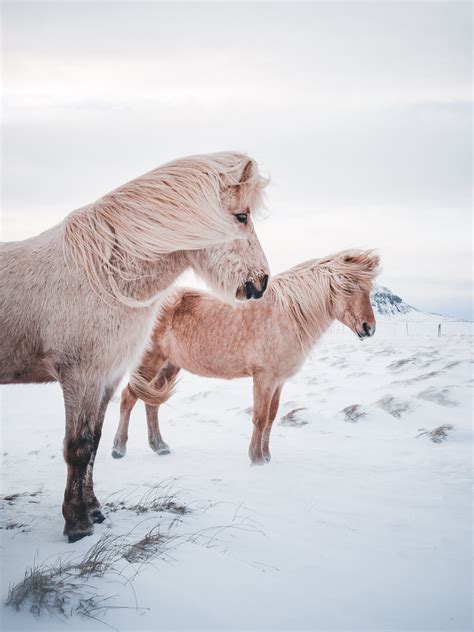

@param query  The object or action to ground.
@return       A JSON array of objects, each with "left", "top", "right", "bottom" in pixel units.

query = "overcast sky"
[{"left": 1, "top": 1, "right": 472, "bottom": 318}]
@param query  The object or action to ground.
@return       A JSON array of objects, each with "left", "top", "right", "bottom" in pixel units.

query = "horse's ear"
[
  {"left": 240, "top": 159, "right": 255, "bottom": 184},
  {"left": 369, "top": 253, "right": 380, "bottom": 271},
  {"left": 343, "top": 251, "right": 380, "bottom": 271},
  {"left": 363, "top": 251, "right": 380, "bottom": 272}
]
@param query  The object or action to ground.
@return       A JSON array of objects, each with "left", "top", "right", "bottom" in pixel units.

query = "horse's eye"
[{"left": 235, "top": 213, "right": 248, "bottom": 224}]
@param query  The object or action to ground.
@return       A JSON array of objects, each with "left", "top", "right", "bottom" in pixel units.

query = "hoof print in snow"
[
  {"left": 417, "top": 387, "right": 458, "bottom": 408},
  {"left": 280, "top": 407, "right": 309, "bottom": 427},
  {"left": 416, "top": 424, "right": 453, "bottom": 443},
  {"left": 377, "top": 395, "right": 412, "bottom": 418},
  {"left": 340, "top": 404, "right": 367, "bottom": 423}
]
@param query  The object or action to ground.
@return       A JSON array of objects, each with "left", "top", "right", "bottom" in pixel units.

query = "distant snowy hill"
[{"left": 371, "top": 285, "right": 456, "bottom": 322}]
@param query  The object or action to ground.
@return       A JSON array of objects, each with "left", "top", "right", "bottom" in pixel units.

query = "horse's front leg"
[
  {"left": 249, "top": 376, "right": 274, "bottom": 466},
  {"left": 85, "top": 382, "right": 118, "bottom": 523},
  {"left": 61, "top": 375, "right": 104, "bottom": 542},
  {"left": 261, "top": 385, "right": 282, "bottom": 463}
]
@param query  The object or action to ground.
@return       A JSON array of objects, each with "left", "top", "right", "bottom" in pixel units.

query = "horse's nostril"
[
  {"left": 362, "top": 322, "right": 375, "bottom": 337},
  {"left": 245, "top": 281, "right": 254, "bottom": 300},
  {"left": 244, "top": 280, "right": 266, "bottom": 300}
]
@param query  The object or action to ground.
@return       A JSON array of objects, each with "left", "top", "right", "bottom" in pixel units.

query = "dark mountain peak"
[{"left": 371, "top": 285, "right": 417, "bottom": 317}]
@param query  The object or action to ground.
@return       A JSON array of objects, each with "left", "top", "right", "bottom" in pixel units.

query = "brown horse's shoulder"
[{"left": 172, "top": 290, "right": 208, "bottom": 318}]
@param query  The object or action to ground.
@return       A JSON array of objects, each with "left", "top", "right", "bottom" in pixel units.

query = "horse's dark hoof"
[
  {"left": 112, "top": 448, "right": 125, "bottom": 459},
  {"left": 64, "top": 516, "right": 94, "bottom": 542},
  {"left": 90, "top": 508, "right": 105, "bottom": 523},
  {"left": 264, "top": 454, "right": 271, "bottom": 463},
  {"left": 151, "top": 443, "right": 171, "bottom": 455},
  {"left": 67, "top": 529, "right": 93, "bottom": 543}
]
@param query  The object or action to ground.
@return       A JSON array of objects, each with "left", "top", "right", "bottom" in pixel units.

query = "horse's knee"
[
  {"left": 252, "top": 415, "right": 266, "bottom": 432},
  {"left": 64, "top": 429, "right": 94, "bottom": 467}
]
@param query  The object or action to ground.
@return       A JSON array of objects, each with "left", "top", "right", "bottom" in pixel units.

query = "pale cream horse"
[
  {"left": 0, "top": 152, "right": 270, "bottom": 541},
  {"left": 113, "top": 250, "right": 379, "bottom": 464}
]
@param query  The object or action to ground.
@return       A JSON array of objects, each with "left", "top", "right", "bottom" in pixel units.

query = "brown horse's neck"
[
  {"left": 270, "top": 269, "right": 336, "bottom": 351},
  {"left": 298, "top": 288, "right": 335, "bottom": 350}
]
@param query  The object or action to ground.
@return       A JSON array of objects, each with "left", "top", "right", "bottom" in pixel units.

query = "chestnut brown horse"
[
  {"left": 0, "top": 152, "right": 270, "bottom": 540},
  {"left": 113, "top": 249, "right": 380, "bottom": 465}
]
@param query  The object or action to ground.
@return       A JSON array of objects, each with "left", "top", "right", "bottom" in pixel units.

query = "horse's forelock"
[{"left": 325, "top": 249, "right": 380, "bottom": 292}]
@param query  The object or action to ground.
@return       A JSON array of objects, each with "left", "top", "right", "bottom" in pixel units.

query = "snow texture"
[{"left": 0, "top": 325, "right": 472, "bottom": 631}]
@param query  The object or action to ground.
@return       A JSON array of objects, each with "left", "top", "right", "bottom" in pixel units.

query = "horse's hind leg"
[
  {"left": 112, "top": 385, "right": 138, "bottom": 459},
  {"left": 261, "top": 385, "right": 282, "bottom": 463},
  {"left": 146, "top": 364, "right": 180, "bottom": 455},
  {"left": 61, "top": 374, "right": 104, "bottom": 542},
  {"left": 146, "top": 404, "right": 169, "bottom": 455}
]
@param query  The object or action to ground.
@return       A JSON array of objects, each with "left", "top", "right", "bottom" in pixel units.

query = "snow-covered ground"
[{"left": 1, "top": 325, "right": 472, "bottom": 631}]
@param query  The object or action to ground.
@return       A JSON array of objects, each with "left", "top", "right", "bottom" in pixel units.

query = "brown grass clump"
[
  {"left": 280, "top": 408, "right": 309, "bottom": 427},
  {"left": 417, "top": 424, "right": 454, "bottom": 443}
]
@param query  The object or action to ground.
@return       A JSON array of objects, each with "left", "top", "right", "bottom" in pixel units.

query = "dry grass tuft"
[
  {"left": 5, "top": 480, "right": 194, "bottom": 621},
  {"left": 377, "top": 395, "right": 411, "bottom": 419},
  {"left": 340, "top": 404, "right": 367, "bottom": 423},
  {"left": 6, "top": 558, "right": 103, "bottom": 619},
  {"left": 123, "top": 526, "right": 167, "bottom": 564},
  {"left": 280, "top": 407, "right": 309, "bottom": 427},
  {"left": 416, "top": 424, "right": 454, "bottom": 443},
  {"left": 3, "top": 490, "right": 42, "bottom": 502},
  {"left": 5, "top": 480, "right": 262, "bottom": 623},
  {"left": 105, "top": 480, "right": 190, "bottom": 517}
]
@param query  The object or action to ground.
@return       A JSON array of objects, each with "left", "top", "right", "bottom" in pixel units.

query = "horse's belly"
[
  {"left": 174, "top": 351, "right": 249, "bottom": 380},
  {"left": 0, "top": 343, "right": 57, "bottom": 384}
]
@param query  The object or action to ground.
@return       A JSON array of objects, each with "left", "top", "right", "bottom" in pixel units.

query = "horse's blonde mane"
[
  {"left": 269, "top": 249, "right": 380, "bottom": 350},
  {"left": 62, "top": 152, "right": 267, "bottom": 304}
]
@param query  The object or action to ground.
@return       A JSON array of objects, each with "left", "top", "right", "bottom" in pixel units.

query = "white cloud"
[{"left": 1, "top": 1, "right": 471, "bottom": 318}]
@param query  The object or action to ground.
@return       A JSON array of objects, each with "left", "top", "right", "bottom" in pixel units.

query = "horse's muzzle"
[
  {"left": 237, "top": 275, "right": 269, "bottom": 300},
  {"left": 357, "top": 322, "right": 376, "bottom": 339}
]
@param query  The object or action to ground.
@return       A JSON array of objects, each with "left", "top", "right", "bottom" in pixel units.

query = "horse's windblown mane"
[
  {"left": 62, "top": 152, "right": 267, "bottom": 303},
  {"left": 269, "top": 249, "right": 380, "bottom": 349}
]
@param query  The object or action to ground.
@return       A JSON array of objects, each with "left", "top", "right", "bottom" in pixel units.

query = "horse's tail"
[{"left": 129, "top": 368, "right": 178, "bottom": 406}]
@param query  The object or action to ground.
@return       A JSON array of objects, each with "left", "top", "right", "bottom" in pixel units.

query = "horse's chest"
[{"left": 100, "top": 311, "right": 158, "bottom": 379}]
